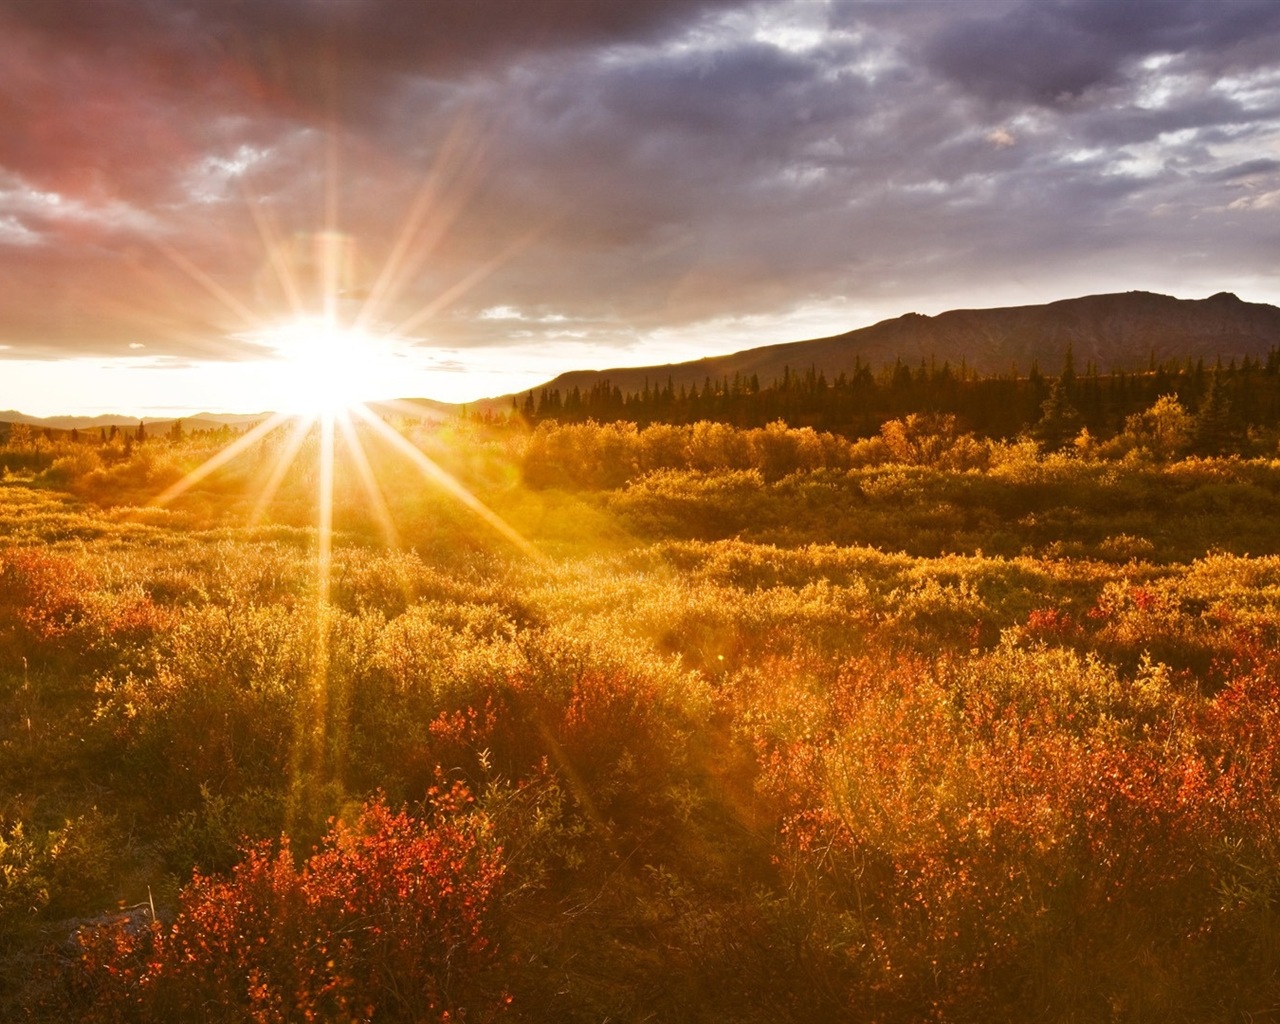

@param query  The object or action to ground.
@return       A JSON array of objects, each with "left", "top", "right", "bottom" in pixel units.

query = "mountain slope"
[{"left": 489, "top": 291, "right": 1280, "bottom": 406}]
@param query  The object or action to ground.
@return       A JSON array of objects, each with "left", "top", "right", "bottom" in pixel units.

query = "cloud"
[
  {"left": 2, "top": 0, "right": 732, "bottom": 138},
  {"left": 917, "top": 0, "right": 1280, "bottom": 107},
  {"left": 1212, "top": 158, "right": 1280, "bottom": 181},
  {"left": 1, "top": 0, "right": 1279, "bottom": 393},
  {"left": 0, "top": 215, "right": 40, "bottom": 247}
]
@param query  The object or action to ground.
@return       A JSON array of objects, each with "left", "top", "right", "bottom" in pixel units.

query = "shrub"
[
  {"left": 0, "top": 548, "right": 96, "bottom": 666},
  {"left": 68, "top": 795, "right": 506, "bottom": 1023},
  {"left": 0, "top": 811, "right": 122, "bottom": 947}
]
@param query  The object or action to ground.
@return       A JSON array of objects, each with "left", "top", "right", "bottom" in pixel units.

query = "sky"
[{"left": 1, "top": 0, "right": 1279, "bottom": 416}]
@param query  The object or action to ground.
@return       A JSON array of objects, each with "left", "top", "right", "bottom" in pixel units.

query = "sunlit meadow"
[{"left": 3, "top": 410, "right": 1280, "bottom": 1021}]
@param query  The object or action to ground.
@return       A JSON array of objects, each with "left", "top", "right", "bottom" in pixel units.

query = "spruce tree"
[
  {"left": 1192, "top": 370, "right": 1234, "bottom": 455},
  {"left": 1034, "top": 379, "right": 1082, "bottom": 450}
]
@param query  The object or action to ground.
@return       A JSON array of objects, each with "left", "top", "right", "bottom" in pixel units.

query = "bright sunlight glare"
[{"left": 252, "top": 316, "right": 409, "bottom": 415}]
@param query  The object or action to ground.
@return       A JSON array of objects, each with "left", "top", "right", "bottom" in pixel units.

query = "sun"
[
  {"left": 148, "top": 127, "right": 547, "bottom": 566},
  {"left": 256, "top": 315, "right": 399, "bottom": 416}
]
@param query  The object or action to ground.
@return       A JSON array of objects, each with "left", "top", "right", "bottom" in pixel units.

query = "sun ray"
[
  {"left": 114, "top": 253, "right": 274, "bottom": 361},
  {"left": 353, "top": 116, "right": 491, "bottom": 334},
  {"left": 116, "top": 107, "right": 564, "bottom": 839},
  {"left": 249, "top": 414, "right": 316, "bottom": 526},
  {"left": 334, "top": 408, "right": 402, "bottom": 551},
  {"left": 349, "top": 403, "right": 544, "bottom": 562},
  {"left": 153, "top": 411, "right": 293, "bottom": 506},
  {"left": 323, "top": 126, "right": 342, "bottom": 323},
  {"left": 153, "top": 239, "right": 264, "bottom": 332},
  {"left": 368, "top": 396, "right": 453, "bottom": 425},
  {"left": 389, "top": 219, "right": 554, "bottom": 338},
  {"left": 243, "top": 194, "right": 307, "bottom": 320},
  {"left": 316, "top": 411, "right": 336, "bottom": 607}
]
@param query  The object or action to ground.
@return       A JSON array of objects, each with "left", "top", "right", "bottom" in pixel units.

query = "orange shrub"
[
  {"left": 754, "top": 647, "right": 1268, "bottom": 1018},
  {"left": 0, "top": 548, "right": 96, "bottom": 664},
  {"left": 69, "top": 795, "right": 506, "bottom": 1024}
]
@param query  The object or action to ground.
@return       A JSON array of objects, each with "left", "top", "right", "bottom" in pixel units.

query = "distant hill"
[
  {"left": 483, "top": 291, "right": 1280, "bottom": 408},
  {"left": 0, "top": 411, "right": 269, "bottom": 431},
  {"left": 363, "top": 397, "right": 457, "bottom": 421},
  {"left": 0, "top": 402, "right": 456, "bottom": 433}
]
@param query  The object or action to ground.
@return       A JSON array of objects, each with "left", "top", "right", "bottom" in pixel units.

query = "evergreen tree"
[
  {"left": 1034, "top": 379, "right": 1082, "bottom": 450},
  {"left": 1060, "top": 345, "right": 1077, "bottom": 398},
  {"left": 1192, "top": 370, "right": 1234, "bottom": 455}
]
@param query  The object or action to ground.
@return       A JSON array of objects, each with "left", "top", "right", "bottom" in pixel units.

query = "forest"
[
  {"left": 4, "top": 377, "right": 1280, "bottom": 1021},
  {"left": 504, "top": 348, "right": 1280, "bottom": 450}
]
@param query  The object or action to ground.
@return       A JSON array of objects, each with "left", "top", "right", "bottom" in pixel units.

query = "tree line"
[{"left": 503, "top": 347, "right": 1280, "bottom": 454}]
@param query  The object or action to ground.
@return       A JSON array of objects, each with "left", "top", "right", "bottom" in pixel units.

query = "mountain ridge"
[{"left": 477, "top": 290, "right": 1280, "bottom": 410}]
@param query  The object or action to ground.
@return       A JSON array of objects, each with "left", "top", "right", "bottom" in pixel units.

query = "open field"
[{"left": 4, "top": 418, "right": 1280, "bottom": 1021}]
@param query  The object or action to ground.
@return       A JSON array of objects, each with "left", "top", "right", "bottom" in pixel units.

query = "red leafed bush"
[
  {"left": 0, "top": 548, "right": 95, "bottom": 660},
  {"left": 69, "top": 794, "right": 506, "bottom": 1024},
  {"left": 1022, "top": 605, "right": 1082, "bottom": 642}
]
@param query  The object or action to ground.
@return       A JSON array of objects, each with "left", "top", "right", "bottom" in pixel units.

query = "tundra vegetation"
[{"left": 4, "top": 396, "right": 1280, "bottom": 1022}]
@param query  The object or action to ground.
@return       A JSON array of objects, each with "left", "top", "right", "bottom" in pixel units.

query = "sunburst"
[
  {"left": 248, "top": 316, "right": 396, "bottom": 417},
  {"left": 151, "top": 126, "right": 540, "bottom": 570},
  {"left": 142, "top": 124, "right": 546, "bottom": 823}
]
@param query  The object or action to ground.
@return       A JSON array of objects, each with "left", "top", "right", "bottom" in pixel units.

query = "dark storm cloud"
[
  {"left": 1212, "top": 159, "right": 1280, "bottom": 182},
  {"left": 426, "top": 40, "right": 872, "bottom": 327},
  {"left": 2, "top": 0, "right": 729, "bottom": 131},
  {"left": 0, "top": 0, "right": 733, "bottom": 209},
  {"left": 918, "top": 0, "right": 1280, "bottom": 106},
  {"left": 4, "top": 0, "right": 727, "bottom": 72},
  {"left": 419, "top": 0, "right": 1280, "bottom": 347},
  {"left": 0, "top": 0, "right": 1278, "bottom": 374},
  {"left": 198, "top": 0, "right": 725, "bottom": 77},
  {"left": 482, "top": 41, "right": 854, "bottom": 231}
]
